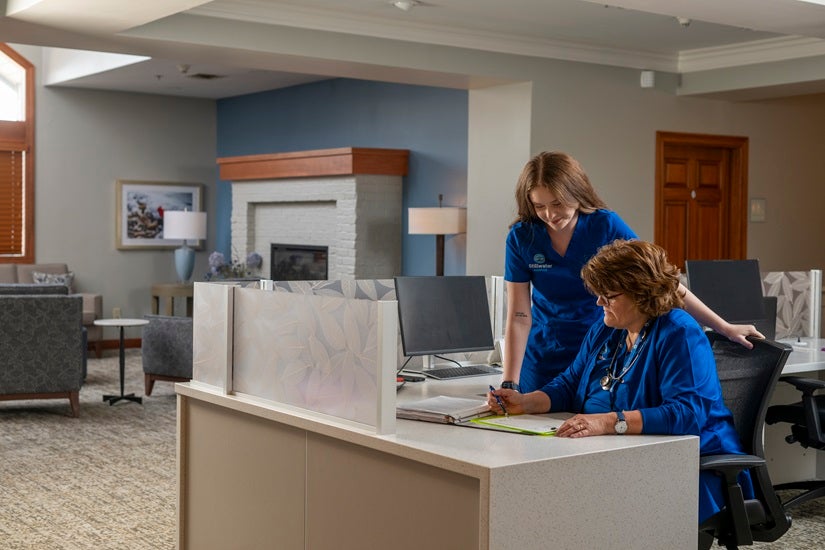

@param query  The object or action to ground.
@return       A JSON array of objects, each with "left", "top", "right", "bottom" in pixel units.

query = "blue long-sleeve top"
[
  {"left": 539, "top": 308, "right": 752, "bottom": 523},
  {"left": 540, "top": 308, "right": 743, "bottom": 455}
]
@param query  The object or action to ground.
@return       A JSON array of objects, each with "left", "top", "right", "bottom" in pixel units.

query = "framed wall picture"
[{"left": 116, "top": 180, "right": 205, "bottom": 250}]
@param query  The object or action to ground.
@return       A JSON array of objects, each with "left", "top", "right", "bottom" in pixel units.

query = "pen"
[{"left": 489, "top": 385, "right": 508, "bottom": 417}]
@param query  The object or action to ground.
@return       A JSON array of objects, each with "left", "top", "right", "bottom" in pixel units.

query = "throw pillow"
[{"left": 32, "top": 271, "right": 75, "bottom": 293}]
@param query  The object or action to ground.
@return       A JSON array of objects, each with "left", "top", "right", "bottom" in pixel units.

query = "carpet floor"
[
  {"left": 0, "top": 350, "right": 176, "bottom": 549},
  {"left": 1, "top": 351, "right": 825, "bottom": 549}
]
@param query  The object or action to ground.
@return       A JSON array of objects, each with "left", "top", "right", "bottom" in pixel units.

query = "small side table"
[
  {"left": 151, "top": 283, "right": 194, "bottom": 316},
  {"left": 94, "top": 318, "right": 149, "bottom": 406}
]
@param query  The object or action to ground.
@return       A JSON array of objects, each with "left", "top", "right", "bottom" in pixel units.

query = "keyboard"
[{"left": 421, "top": 364, "right": 501, "bottom": 380}]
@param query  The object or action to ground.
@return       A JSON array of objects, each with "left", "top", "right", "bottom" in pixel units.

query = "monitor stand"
[{"left": 422, "top": 354, "right": 436, "bottom": 371}]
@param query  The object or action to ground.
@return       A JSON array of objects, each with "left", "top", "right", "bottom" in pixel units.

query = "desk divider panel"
[
  {"left": 193, "top": 280, "right": 398, "bottom": 434},
  {"left": 192, "top": 282, "right": 235, "bottom": 392},
  {"left": 763, "top": 269, "right": 822, "bottom": 338}
]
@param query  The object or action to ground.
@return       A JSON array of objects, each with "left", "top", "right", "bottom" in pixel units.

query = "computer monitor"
[
  {"left": 685, "top": 259, "right": 775, "bottom": 339},
  {"left": 394, "top": 276, "right": 495, "bottom": 356}
]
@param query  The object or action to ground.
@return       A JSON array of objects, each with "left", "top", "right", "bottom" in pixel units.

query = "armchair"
[
  {"left": 141, "top": 314, "right": 193, "bottom": 396},
  {"left": 0, "top": 294, "right": 85, "bottom": 416},
  {"left": 698, "top": 333, "right": 792, "bottom": 550},
  {"left": 0, "top": 263, "right": 104, "bottom": 358},
  {"left": 765, "top": 376, "right": 825, "bottom": 509}
]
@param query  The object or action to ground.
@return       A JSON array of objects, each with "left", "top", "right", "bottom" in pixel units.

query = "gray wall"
[
  {"left": 17, "top": 45, "right": 216, "bottom": 335},
  {"left": 466, "top": 61, "right": 825, "bottom": 275},
  {"left": 130, "top": 15, "right": 825, "bottom": 274},
  {"left": 16, "top": 27, "right": 825, "bottom": 330}
]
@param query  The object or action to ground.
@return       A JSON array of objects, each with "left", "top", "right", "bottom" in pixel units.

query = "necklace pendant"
[{"left": 600, "top": 375, "right": 612, "bottom": 391}]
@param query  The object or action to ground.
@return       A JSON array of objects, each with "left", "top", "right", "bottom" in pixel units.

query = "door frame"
[{"left": 654, "top": 131, "right": 749, "bottom": 260}]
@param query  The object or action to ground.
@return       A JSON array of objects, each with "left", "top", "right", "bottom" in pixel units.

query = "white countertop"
[
  {"left": 778, "top": 337, "right": 825, "bottom": 375},
  {"left": 177, "top": 373, "right": 695, "bottom": 478}
]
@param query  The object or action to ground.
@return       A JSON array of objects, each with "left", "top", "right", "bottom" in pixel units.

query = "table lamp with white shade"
[
  {"left": 163, "top": 210, "right": 207, "bottom": 283},
  {"left": 408, "top": 196, "right": 467, "bottom": 276}
]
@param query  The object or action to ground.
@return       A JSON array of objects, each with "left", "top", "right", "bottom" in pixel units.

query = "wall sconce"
[
  {"left": 163, "top": 210, "right": 207, "bottom": 283},
  {"left": 408, "top": 195, "right": 467, "bottom": 276}
]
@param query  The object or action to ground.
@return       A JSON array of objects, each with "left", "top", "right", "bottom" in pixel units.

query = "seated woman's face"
[{"left": 597, "top": 292, "right": 647, "bottom": 330}]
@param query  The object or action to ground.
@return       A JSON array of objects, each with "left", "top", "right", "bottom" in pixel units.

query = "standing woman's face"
[{"left": 528, "top": 187, "right": 579, "bottom": 233}]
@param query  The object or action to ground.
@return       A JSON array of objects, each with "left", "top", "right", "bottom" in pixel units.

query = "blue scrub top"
[
  {"left": 540, "top": 309, "right": 754, "bottom": 523},
  {"left": 504, "top": 209, "right": 637, "bottom": 391}
]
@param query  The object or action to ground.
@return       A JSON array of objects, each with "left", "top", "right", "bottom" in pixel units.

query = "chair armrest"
[
  {"left": 77, "top": 292, "right": 102, "bottom": 317},
  {"left": 700, "top": 453, "right": 765, "bottom": 546},
  {"left": 779, "top": 376, "right": 825, "bottom": 447},
  {"left": 700, "top": 453, "right": 765, "bottom": 473},
  {"left": 780, "top": 376, "right": 825, "bottom": 396}
]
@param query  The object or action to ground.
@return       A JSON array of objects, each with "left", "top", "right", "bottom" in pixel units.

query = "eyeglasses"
[{"left": 598, "top": 293, "right": 622, "bottom": 303}]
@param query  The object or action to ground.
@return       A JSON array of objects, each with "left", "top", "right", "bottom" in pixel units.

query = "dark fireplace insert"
[{"left": 270, "top": 243, "right": 328, "bottom": 281}]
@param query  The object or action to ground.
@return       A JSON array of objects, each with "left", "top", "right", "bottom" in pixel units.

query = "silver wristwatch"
[{"left": 614, "top": 410, "right": 628, "bottom": 435}]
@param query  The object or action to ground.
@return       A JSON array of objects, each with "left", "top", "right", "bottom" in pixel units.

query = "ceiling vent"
[{"left": 187, "top": 73, "right": 225, "bottom": 80}]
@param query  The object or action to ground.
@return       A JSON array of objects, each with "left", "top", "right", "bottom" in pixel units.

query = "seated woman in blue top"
[
  {"left": 502, "top": 151, "right": 762, "bottom": 393},
  {"left": 490, "top": 239, "right": 753, "bottom": 524}
]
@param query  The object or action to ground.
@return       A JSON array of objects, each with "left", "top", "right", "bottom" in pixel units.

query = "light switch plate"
[{"left": 749, "top": 198, "right": 766, "bottom": 222}]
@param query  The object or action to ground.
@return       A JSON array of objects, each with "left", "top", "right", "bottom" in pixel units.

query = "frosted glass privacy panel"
[
  {"left": 232, "top": 287, "right": 395, "bottom": 429},
  {"left": 271, "top": 278, "right": 395, "bottom": 300},
  {"left": 192, "top": 282, "right": 234, "bottom": 391}
]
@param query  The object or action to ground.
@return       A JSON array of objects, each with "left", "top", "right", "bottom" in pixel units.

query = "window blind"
[{"left": 0, "top": 147, "right": 24, "bottom": 256}]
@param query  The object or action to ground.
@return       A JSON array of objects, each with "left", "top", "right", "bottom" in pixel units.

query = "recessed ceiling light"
[{"left": 391, "top": 1, "right": 419, "bottom": 11}]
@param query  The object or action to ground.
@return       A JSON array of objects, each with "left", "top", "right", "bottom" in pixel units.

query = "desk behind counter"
[
  {"left": 176, "top": 375, "right": 697, "bottom": 550},
  {"left": 765, "top": 337, "right": 825, "bottom": 485}
]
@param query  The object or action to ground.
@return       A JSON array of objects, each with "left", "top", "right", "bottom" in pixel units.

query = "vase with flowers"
[{"left": 205, "top": 251, "right": 263, "bottom": 280}]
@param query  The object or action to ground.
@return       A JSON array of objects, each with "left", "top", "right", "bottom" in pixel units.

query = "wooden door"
[{"left": 655, "top": 132, "right": 748, "bottom": 269}]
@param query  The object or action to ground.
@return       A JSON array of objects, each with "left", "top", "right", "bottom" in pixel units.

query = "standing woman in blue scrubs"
[{"left": 501, "top": 152, "right": 762, "bottom": 393}]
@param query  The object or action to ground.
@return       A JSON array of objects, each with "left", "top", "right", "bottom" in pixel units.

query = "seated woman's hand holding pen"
[
  {"left": 489, "top": 387, "right": 623, "bottom": 438},
  {"left": 487, "top": 387, "right": 549, "bottom": 417}
]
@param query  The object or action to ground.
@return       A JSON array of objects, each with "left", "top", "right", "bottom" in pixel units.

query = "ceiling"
[{"left": 4, "top": 0, "right": 825, "bottom": 99}]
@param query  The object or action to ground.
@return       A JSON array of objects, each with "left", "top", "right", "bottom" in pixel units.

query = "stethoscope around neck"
[{"left": 599, "top": 319, "right": 654, "bottom": 409}]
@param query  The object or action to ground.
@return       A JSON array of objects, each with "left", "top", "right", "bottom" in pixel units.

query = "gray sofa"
[
  {"left": 0, "top": 263, "right": 103, "bottom": 357},
  {"left": 0, "top": 288, "right": 86, "bottom": 416},
  {"left": 142, "top": 314, "right": 193, "bottom": 396}
]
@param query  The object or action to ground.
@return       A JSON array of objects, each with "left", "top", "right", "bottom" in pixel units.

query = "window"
[{"left": 0, "top": 44, "right": 33, "bottom": 263}]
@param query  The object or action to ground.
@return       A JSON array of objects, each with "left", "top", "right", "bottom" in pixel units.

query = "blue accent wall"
[{"left": 215, "top": 78, "right": 468, "bottom": 275}]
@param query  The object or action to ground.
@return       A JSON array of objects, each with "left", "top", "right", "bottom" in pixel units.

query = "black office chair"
[
  {"left": 698, "top": 333, "right": 793, "bottom": 550},
  {"left": 765, "top": 375, "right": 825, "bottom": 509}
]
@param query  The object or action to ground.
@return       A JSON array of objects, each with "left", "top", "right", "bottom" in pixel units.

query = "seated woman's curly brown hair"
[{"left": 581, "top": 239, "right": 684, "bottom": 318}]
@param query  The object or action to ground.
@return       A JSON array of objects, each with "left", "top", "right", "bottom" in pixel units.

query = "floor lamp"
[
  {"left": 408, "top": 200, "right": 467, "bottom": 276},
  {"left": 163, "top": 210, "right": 207, "bottom": 283}
]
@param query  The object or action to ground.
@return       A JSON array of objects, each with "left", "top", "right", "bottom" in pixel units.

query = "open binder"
[{"left": 396, "top": 396, "right": 492, "bottom": 424}]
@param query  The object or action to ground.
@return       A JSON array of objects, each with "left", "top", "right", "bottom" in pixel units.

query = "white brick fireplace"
[{"left": 219, "top": 148, "right": 409, "bottom": 280}]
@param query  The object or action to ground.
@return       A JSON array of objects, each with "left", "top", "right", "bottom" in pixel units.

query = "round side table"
[{"left": 94, "top": 318, "right": 150, "bottom": 405}]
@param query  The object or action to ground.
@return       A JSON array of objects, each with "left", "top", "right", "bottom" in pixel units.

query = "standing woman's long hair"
[{"left": 512, "top": 151, "right": 608, "bottom": 227}]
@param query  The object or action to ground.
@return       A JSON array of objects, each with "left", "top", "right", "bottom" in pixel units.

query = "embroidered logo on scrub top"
[
  {"left": 529, "top": 253, "right": 551, "bottom": 270},
  {"left": 597, "top": 342, "right": 611, "bottom": 361}
]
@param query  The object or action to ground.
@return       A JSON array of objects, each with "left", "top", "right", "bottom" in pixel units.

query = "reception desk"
[
  {"left": 176, "top": 374, "right": 698, "bottom": 550},
  {"left": 179, "top": 281, "right": 698, "bottom": 549}
]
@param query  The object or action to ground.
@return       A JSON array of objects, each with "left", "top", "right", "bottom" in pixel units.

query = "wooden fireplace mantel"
[{"left": 217, "top": 147, "right": 409, "bottom": 181}]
